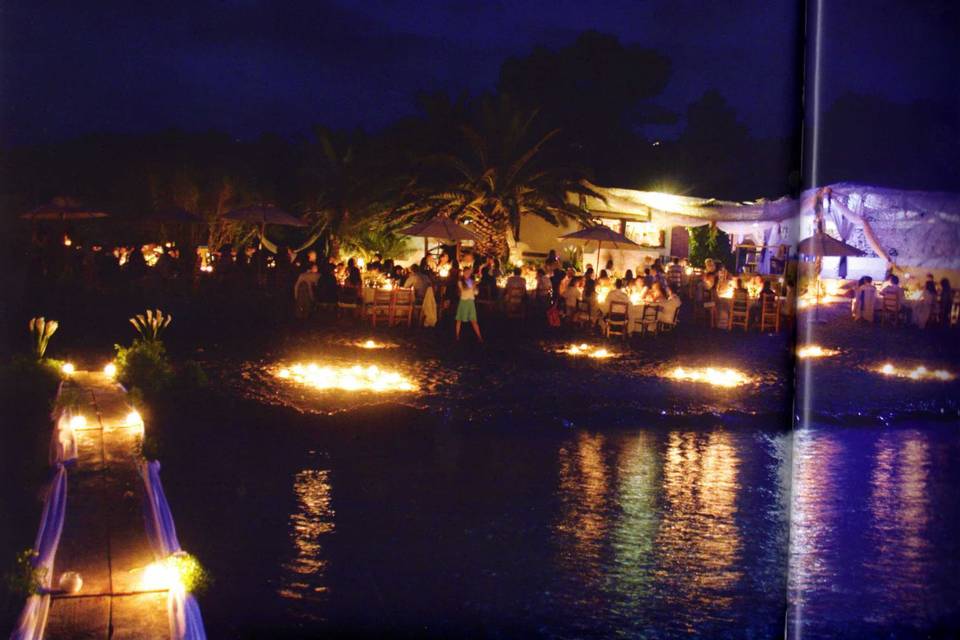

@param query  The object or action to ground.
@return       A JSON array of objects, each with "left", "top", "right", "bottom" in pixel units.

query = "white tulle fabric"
[
  {"left": 10, "top": 465, "right": 68, "bottom": 640},
  {"left": 138, "top": 461, "right": 207, "bottom": 640}
]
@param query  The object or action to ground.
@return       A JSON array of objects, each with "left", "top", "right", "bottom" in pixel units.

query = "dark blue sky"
[{"left": 1, "top": 0, "right": 956, "bottom": 146}]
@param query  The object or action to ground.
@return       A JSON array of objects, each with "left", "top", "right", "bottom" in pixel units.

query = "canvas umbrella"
[
  {"left": 223, "top": 204, "right": 307, "bottom": 247},
  {"left": 797, "top": 230, "right": 865, "bottom": 320},
  {"left": 21, "top": 197, "right": 109, "bottom": 221},
  {"left": 559, "top": 224, "right": 640, "bottom": 269},
  {"left": 401, "top": 216, "right": 479, "bottom": 257}
]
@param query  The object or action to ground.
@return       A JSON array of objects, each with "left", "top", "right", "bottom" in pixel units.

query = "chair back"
[
  {"left": 394, "top": 287, "right": 414, "bottom": 307},
  {"left": 374, "top": 288, "right": 394, "bottom": 305},
  {"left": 641, "top": 304, "right": 659, "bottom": 323},
  {"left": 882, "top": 292, "right": 899, "bottom": 312},
  {"left": 608, "top": 301, "right": 628, "bottom": 321},
  {"left": 761, "top": 292, "right": 777, "bottom": 314},
  {"left": 732, "top": 289, "right": 749, "bottom": 312},
  {"left": 667, "top": 270, "right": 683, "bottom": 291}
]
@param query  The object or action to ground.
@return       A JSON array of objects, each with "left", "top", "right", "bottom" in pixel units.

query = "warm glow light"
[
  {"left": 559, "top": 343, "right": 615, "bottom": 359},
  {"left": 596, "top": 286, "right": 610, "bottom": 303},
  {"left": 797, "top": 345, "right": 839, "bottom": 359},
  {"left": 356, "top": 339, "right": 394, "bottom": 350},
  {"left": 63, "top": 237, "right": 72, "bottom": 247},
  {"left": 140, "top": 559, "right": 184, "bottom": 592},
  {"left": 666, "top": 366, "right": 751, "bottom": 388},
  {"left": 103, "top": 363, "right": 117, "bottom": 377},
  {"left": 125, "top": 410, "right": 144, "bottom": 432},
  {"left": 61, "top": 362, "right": 75, "bottom": 375},
  {"left": 875, "top": 363, "right": 955, "bottom": 382},
  {"left": 277, "top": 362, "right": 416, "bottom": 392},
  {"left": 69, "top": 415, "right": 87, "bottom": 430},
  {"left": 438, "top": 264, "right": 451, "bottom": 278}
]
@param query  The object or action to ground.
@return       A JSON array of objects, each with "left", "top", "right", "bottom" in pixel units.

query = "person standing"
[{"left": 455, "top": 267, "right": 483, "bottom": 343}]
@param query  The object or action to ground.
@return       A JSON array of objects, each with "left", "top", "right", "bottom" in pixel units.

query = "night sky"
[{"left": 1, "top": 1, "right": 957, "bottom": 188}]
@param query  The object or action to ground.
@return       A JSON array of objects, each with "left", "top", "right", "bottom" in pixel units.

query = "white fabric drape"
[
  {"left": 421, "top": 287, "right": 438, "bottom": 327},
  {"left": 10, "top": 465, "right": 68, "bottom": 640},
  {"left": 138, "top": 461, "right": 207, "bottom": 640},
  {"left": 49, "top": 412, "right": 78, "bottom": 466}
]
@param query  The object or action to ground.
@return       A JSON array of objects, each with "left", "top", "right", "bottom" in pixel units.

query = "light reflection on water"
[
  {"left": 278, "top": 469, "right": 335, "bottom": 613},
  {"left": 197, "top": 421, "right": 958, "bottom": 637},
  {"left": 276, "top": 427, "right": 786, "bottom": 637},
  {"left": 789, "top": 426, "right": 960, "bottom": 638}
]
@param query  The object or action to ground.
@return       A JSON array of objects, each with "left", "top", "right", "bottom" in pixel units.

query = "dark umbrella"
[
  {"left": 797, "top": 231, "right": 865, "bottom": 320},
  {"left": 797, "top": 232, "right": 866, "bottom": 258},
  {"left": 21, "top": 197, "right": 109, "bottom": 221},
  {"left": 223, "top": 204, "right": 307, "bottom": 248},
  {"left": 559, "top": 224, "right": 640, "bottom": 268},
  {"left": 401, "top": 217, "right": 479, "bottom": 256}
]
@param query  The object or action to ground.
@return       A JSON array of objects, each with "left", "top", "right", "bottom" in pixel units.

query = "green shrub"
[
  {"left": 114, "top": 340, "right": 173, "bottom": 398},
  {"left": 688, "top": 225, "right": 733, "bottom": 270},
  {"left": 3, "top": 549, "right": 46, "bottom": 598},
  {"left": 0, "top": 356, "right": 62, "bottom": 410}
]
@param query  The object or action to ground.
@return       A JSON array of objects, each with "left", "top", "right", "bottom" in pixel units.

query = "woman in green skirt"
[{"left": 455, "top": 267, "right": 483, "bottom": 342}]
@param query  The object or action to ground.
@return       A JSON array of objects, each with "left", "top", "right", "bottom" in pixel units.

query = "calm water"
[{"left": 159, "top": 403, "right": 959, "bottom": 638}]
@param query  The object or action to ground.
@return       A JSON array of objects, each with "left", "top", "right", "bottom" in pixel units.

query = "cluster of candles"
[
  {"left": 876, "top": 363, "right": 955, "bottom": 382},
  {"left": 560, "top": 343, "right": 614, "bottom": 358},
  {"left": 276, "top": 362, "right": 416, "bottom": 392},
  {"left": 796, "top": 345, "right": 840, "bottom": 359},
  {"left": 357, "top": 339, "right": 391, "bottom": 349},
  {"left": 666, "top": 366, "right": 751, "bottom": 388}
]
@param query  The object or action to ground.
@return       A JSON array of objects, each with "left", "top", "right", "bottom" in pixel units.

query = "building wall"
[{"left": 513, "top": 211, "right": 674, "bottom": 271}]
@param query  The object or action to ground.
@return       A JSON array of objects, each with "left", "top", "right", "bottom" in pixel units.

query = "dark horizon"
[{"left": 1, "top": 1, "right": 958, "bottom": 193}]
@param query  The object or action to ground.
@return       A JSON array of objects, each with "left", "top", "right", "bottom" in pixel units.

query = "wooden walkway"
[{"left": 43, "top": 371, "right": 169, "bottom": 639}]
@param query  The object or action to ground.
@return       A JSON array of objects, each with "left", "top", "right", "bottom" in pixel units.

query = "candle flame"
[{"left": 277, "top": 362, "right": 415, "bottom": 392}]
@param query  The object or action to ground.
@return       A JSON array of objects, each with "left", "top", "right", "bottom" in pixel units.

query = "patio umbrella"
[
  {"left": 559, "top": 224, "right": 640, "bottom": 269},
  {"left": 223, "top": 204, "right": 307, "bottom": 248},
  {"left": 797, "top": 231, "right": 865, "bottom": 321},
  {"left": 797, "top": 231, "right": 866, "bottom": 258},
  {"left": 21, "top": 197, "right": 109, "bottom": 221},
  {"left": 401, "top": 216, "right": 479, "bottom": 256}
]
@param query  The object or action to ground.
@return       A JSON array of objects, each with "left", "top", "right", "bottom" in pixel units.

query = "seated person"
[
  {"left": 852, "top": 276, "right": 877, "bottom": 322},
  {"left": 403, "top": 264, "right": 431, "bottom": 301},
  {"left": 562, "top": 276, "right": 583, "bottom": 311},
  {"left": 505, "top": 267, "right": 527, "bottom": 294},
  {"left": 606, "top": 278, "right": 631, "bottom": 306},
  {"left": 880, "top": 274, "right": 906, "bottom": 305},
  {"left": 658, "top": 286, "right": 682, "bottom": 325}
]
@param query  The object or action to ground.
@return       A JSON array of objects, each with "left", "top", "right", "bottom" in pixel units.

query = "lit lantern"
[
  {"left": 58, "top": 571, "right": 83, "bottom": 594},
  {"left": 61, "top": 362, "right": 75, "bottom": 375},
  {"left": 103, "top": 362, "right": 117, "bottom": 377}
]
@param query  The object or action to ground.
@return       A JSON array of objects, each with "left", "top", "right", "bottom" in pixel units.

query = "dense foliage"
[{"left": 687, "top": 225, "right": 734, "bottom": 270}]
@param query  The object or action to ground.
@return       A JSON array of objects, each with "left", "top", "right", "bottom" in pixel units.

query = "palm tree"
[
  {"left": 299, "top": 128, "right": 411, "bottom": 258},
  {"left": 410, "top": 95, "right": 601, "bottom": 258}
]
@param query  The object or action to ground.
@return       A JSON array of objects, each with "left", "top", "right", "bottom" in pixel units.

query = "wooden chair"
[
  {"left": 729, "top": 289, "right": 750, "bottom": 331},
  {"left": 336, "top": 285, "right": 361, "bottom": 318},
  {"left": 879, "top": 293, "right": 900, "bottom": 326},
  {"left": 700, "top": 289, "right": 717, "bottom": 328},
  {"left": 759, "top": 292, "right": 780, "bottom": 333},
  {"left": 504, "top": 287, "right": 525, "bottom": 320},
  {"left": 365, "top": 288, "right": 394, "bottom": 326},
  {"left": 658, "top": 305, "right": 681, "bottom": 333},
  {"left": 604, "top": 301, "right": 628, "bottom": 338},
  {"left": 633, "top": 304, "right": 659, "bottom": 337},
  {"left": 571, "top": 298, "right": 591, "bottom": 328},
  {"left": 391, "top": 287, "right": 415, "bottom": 327},
  {"left": 667, "top": 269, "right": 683, "bottom": 295}
]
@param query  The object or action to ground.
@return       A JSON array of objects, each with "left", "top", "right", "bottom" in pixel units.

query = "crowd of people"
[
  {"left": 851, "top": 273, "right": 955, "bottom": 328},
  {"left": 24, "top": 228, "right": 957, "bottom": 338}
]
